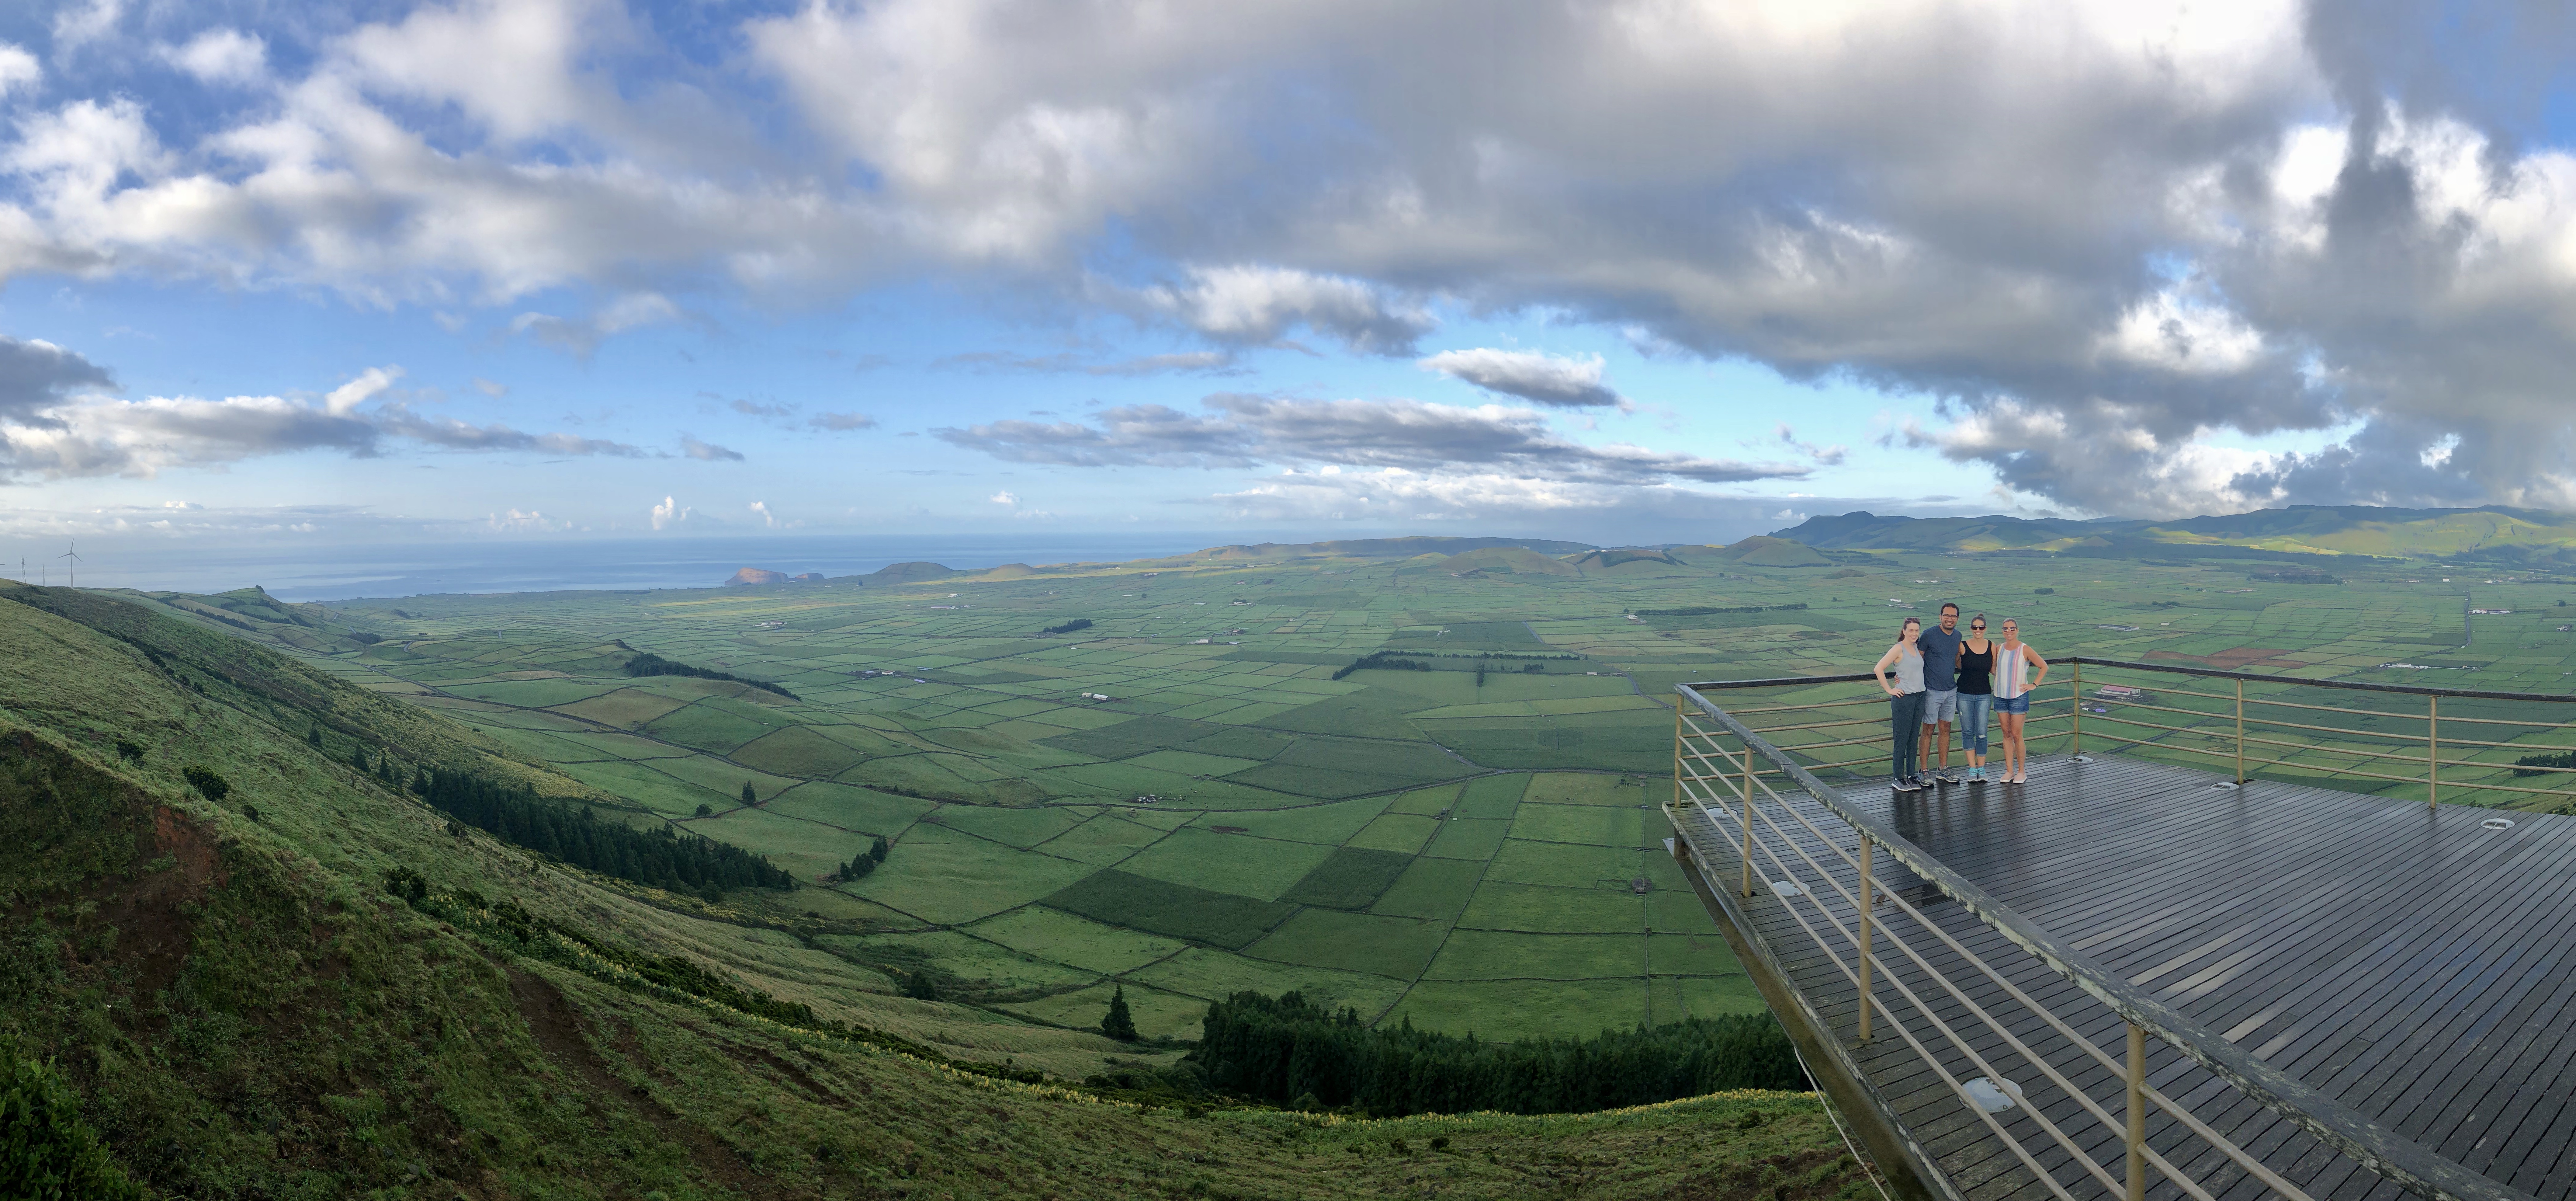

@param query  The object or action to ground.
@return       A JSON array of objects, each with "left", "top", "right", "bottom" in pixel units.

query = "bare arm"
[
  {"left": 1873, "top": 644, "right": 1902, "bottom": 694},
  {"left": 2023, "top": 644, "right": 2049, "bottom": 689}
]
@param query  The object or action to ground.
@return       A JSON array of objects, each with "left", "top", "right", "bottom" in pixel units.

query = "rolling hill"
[
  {"left": 0, "top": 580, "right": 1853, "bottom": 1199},
  {"left": 1775, "top": 503, "right": 2576, "bottom": 562}
]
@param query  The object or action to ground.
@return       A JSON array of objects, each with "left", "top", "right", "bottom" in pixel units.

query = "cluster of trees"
[
  {"left": 1187, "top": 991, "right": 1801, "bottom": 1116},
  {"left": 415, "top": 766, "right": 792, "bottom": 897},
  {"left": 2513, "top": 748, "right": 2576, "bottom": 778},
  {"left": 1330, "top": 652, "right": 1433, "bottom": 681},
  {"left": 1043, "top": 618, "right": 1094, "bottom": 635},
  {"left": 831, "top": 836, "right": 892, "bottom": 882},
  {"left": 1633, "top": 603, "right": 1810, "bottom": 617},
  {"left": 624, "top": 652, "right": 800, "bottom": 700},
  {"left": 1472, "top": 660, "right": 1551, "bottom": 684}
]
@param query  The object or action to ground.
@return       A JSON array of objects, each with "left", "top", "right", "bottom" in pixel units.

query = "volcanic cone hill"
[{"left": 0, "top": 581, "right": 1857, "bottom": 1200}]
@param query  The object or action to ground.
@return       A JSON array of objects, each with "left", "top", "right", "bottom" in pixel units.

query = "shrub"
[
  {"left": 181, "top": 764, "right": 231, "bottom": 803},
  {"left": 695, "top": 803, "right": 714, "bottom": 817},
  {"left": 2034, "top": 587, "right": 2055, "bottom": 594},
  {"left": 1043, "top": 618, "right": 1094, "bottom": 635},
  {"left": 111, "top": 739, "right": 142, "bottom": 763},
  {"left": 0, "top": 1051, "right": 147, "bottom": 1200},
  {"left": 383, "top": 866, "right": 429, "bottom": 905},
  {"left": 740, "top": 782, "right": 757, "bottom": 806},
  {"left": 902, "top": 971, "right": 940, "bottom": 1001}
]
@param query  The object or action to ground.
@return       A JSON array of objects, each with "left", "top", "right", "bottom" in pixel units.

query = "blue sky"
[{"left": 1, "top": 0, "right": 2571, "bottom": 564}]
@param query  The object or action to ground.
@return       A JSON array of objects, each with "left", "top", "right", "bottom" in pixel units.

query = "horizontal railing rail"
[{"left": 1671, "top": 679, "right": 2540, "bottom": 1201}]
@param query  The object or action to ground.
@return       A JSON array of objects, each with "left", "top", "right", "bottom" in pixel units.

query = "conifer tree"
[
  {"left": 870, "top": 834, "right": 891, "bottom": 862},
  {"left": 740, "top": 782, "right": 757, "bottom": 806},
  {"left": 351, "top": 746, "right": 369, "bottom": 773},
  {"left": 1101, "top": 984, "right": 1139, "bottom": 1042},
  {"left": 307, "top": 726, "right": 323, "bottom": 749}
]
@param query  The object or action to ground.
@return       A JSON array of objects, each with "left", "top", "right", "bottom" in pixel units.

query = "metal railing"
[
  {"left": 1689, "top": 658, "right": 2576, "bottom": 812},
  {"left": 1668, "top": 674, "right": 2548, "bottom": 1201}
]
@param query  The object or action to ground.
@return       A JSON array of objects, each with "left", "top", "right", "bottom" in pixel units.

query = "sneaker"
[
  {"left": 1892, "top": 776, "right": 1918, "bottom": 792},
  {"left": 1936, "top": 768, "right": 1960, "bottom": 785},
  {"left": 1968, "top": 767, "right": 1986, "bottom": 784}
]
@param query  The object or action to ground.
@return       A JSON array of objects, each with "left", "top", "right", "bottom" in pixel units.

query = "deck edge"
[{"left": 1671, "top": 827, "right": 1963, "bottom": 1201}]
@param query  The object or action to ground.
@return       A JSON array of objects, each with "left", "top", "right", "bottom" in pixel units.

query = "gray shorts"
[{"left": 1923, "top": 689, "right": 1961, "bottom": 724}]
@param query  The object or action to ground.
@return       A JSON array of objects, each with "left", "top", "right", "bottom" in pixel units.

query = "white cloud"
[
  {"left": 510, "top": 293, "right": 681, "bottom": 357},
  {"left": 1132, "top": 265, "right": 1432, "bottom": 354},
  {"left": 487, "top": 507, "right": 569, "bottom": 532},
  {"left": 1775, "top": 423, "right": 1847, "bottom": 467},
  {"left": 679, "top": 434, "right": 743, "bottom": 461},
  {"left": 0, "top": 43, "right": 40, "bottom": 99},
  {"left": 7, "top": 0, "right": 2576, "bottom": 513},
  {"left": 0, "top": 339, "right": 638, "bottom": 480},
  {"left": 160, "top": 29, "right": 267, "bottom": 86},
  {"left": 324, "top": 365, "right": 401, "bottom": 416},
  {"left": 989, "top": 490, "right": 1018, "bottom": 505},
  {"left": 2099, "top": 288, "right": 2265, "bottom": 375},
  {"left": 749, "top": 499, "right": 778, "bottom": 527},
  {"left": 50, "top": 0, "right": 123, "bottom": 55},
  {"left": 937, "top": 392, "right": 1808, "bottom": 485},
  {"left": 649, "top": 495, "right": 688, "bottom": 529},
  {"left": 1419, "top": 348, "right": 1621, "bottom": 408}
]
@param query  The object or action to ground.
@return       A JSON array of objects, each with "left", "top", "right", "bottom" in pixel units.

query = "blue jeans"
[
  {"left": 1959, "top": 694, "right": 1992, "bottom": 756},
  {"left": 1890, "top": 691, "right": 1924, "bottom": 779}
]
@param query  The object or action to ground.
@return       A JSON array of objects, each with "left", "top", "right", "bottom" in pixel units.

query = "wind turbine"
[{"left": 58, "top": 540, "right": 80, "bottom": 590}]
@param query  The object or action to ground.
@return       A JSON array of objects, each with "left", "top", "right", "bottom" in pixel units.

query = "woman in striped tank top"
[{"left": 1992, "top": 617, "right": 2050, "bottom": 784}]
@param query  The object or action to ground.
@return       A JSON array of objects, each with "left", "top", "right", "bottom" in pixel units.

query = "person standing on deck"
[
  {"left": 1873, "top": 617, "right": 1928, "bottom": 792},
  {"left": 1916, "top": 602, "right": 1966, "bottom": 784},
  {"left": 1955, "top": 615, "right": 1996, "bottom": 784},
  {"left": 1993, "top": 617, "right": 2050, "bottom": 784}
]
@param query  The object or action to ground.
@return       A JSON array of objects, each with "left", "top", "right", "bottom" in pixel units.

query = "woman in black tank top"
[{"left": 1955, "top": 616, "right": 1995, "bottom": 783}]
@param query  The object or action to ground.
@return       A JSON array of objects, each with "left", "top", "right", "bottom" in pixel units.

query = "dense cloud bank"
[{"left": 1, "top": 1, "right": 2572, "bottom": 514}]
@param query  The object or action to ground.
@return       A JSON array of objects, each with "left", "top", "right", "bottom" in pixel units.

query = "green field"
[{"left": 171, "top": 531, "right": 2576, "bottom": 1044}]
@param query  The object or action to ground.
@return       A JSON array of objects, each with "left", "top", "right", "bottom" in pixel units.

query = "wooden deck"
[{"left": 1671, "top": 751, "right": 2576, "bottom": 1201}]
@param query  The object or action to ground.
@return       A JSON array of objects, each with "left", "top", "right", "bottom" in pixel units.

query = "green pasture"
[{"left": 288, "top": 536, "right": 2576, "bottom": 1045}]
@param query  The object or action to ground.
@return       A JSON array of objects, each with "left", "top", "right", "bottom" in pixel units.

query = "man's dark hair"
[{"left": 1940, "top": 602, "right": 1961, "bottom": 614}]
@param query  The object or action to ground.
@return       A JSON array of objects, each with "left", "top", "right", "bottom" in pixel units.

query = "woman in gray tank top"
[{"left": 1872, "top": 617, "right": 1927, "bottom": 792}]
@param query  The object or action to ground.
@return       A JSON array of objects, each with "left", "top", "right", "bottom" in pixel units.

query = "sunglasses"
[{"left": 1970, "top": 624, "right": 1986, "bottom": 630}]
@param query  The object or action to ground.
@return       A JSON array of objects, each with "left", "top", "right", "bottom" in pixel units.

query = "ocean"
[{"left": 15, "top": 532, "right": 1273, "bottom": 602}]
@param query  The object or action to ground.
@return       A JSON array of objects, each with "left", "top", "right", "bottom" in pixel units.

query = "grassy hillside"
[{"left": 0, "top": 583, "right": 1862, "bottom": 1199}]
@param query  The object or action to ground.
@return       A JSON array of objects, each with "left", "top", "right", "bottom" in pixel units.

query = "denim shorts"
[
  {"left": 1923, "top": 689, "right": 1960, "bottom": 723},
  {"left": 1995, "top": 693, "right": 2031, "bottom": 715}
]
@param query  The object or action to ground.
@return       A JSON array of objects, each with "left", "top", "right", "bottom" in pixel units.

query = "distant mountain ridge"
[{"left": 1773, "top": 504, "right": 2576, "bottom": 562}]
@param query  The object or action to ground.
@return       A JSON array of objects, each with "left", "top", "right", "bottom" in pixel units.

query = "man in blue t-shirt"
[{"left": 1917, "top": 602, "right": 1964, "bottom": 784}]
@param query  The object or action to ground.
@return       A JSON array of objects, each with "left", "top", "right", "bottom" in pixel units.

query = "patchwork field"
[{"left": 196, "top": 534, "right": 2576, "bottom": 1042}]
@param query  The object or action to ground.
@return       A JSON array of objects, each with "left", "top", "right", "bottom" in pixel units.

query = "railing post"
[
  {"left": 2071, "top": 660, "right": 2083, "bottom": 756},
  {"left": 1857, "top": 834, "right": 1873, "bottom": 1043},
  {"left": 2428, "top": 693, "right": 2440, "bottom": 811},
  {"left": 2127, "top": 1022, "right": 2147, "bottom": 1201},
  {"left": 1740, "top": 742, "right": 1755, "bottom": 899},
  {"left": 2235, "top": 678, "right": 2246, "bottom": 784},
  {"left": 1671, "top": 697, "right": 1683, "bottom": 811}
]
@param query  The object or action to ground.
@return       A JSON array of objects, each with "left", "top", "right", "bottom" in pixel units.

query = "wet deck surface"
[{"left": 1672, "top": 751, "right": 2576, "bottom": 1201}]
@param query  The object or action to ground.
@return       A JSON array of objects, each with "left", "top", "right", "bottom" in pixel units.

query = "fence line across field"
[
  {"left": 1687, "top": 657, "right": 2576, "bottom": 812},
  {"left": 1666, "top": 673, "right": 2552, "bottom": 1201}
]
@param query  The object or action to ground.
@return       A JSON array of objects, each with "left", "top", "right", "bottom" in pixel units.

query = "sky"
[{"left": 3, "top": 0, "right": 2576, "bottom": 567}]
